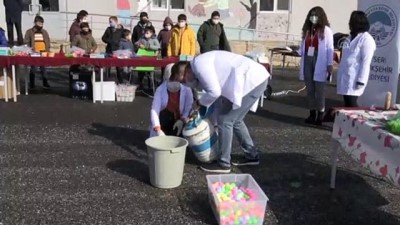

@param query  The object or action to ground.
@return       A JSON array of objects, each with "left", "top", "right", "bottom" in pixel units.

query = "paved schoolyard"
[{"left": 0, "top": 68, "right": 399, "bottom": 225}]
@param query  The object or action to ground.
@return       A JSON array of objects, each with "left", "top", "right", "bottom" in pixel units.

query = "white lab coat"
[
  {"left": 191, "top": 51, "right": 270, "bottom": 112},
  {"left": 149, "top": 82, "right": 193, "bottom": 137},
  {"left": 299, "top": 26, "right": 334, "bottom": 82},
  {"left": 337, "top": 32, "right": 376, "bottom": 96}
]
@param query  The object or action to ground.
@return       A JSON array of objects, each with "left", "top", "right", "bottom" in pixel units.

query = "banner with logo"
[{"left": 358, "top": 0, "right": 400, "bottom": 107}]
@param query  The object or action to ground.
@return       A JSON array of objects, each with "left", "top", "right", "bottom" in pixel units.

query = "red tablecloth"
[{"left": 1, "top": 55, "right": 270, "bottom": 72}]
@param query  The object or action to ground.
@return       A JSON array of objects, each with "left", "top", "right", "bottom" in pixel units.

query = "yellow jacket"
[{"left": 167, "top": 25, "right": 196, "bottom": 56}]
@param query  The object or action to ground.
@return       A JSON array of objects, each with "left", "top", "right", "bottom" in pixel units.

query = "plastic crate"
[{"left": 206, "top": 174, "right": 268, "bottom": 225}]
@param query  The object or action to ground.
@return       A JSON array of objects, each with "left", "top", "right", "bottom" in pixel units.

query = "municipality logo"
[{"left": 366, "top": 4, "right": 398, "bottom": 47}]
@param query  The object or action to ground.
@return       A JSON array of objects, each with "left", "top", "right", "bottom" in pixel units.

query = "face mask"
[
  {"left": 144, "top": 33, "right": 152, "bottom": 39},
  {"left": 212, "top": 19, "right": 220, "bottom": 24},
  {"left": 82, "top": 18, "right": 88, "bottom": 23},
  {"left": 179, "top": 22, "right": 186, "bottom": 28},
  {"left": 310, "top": 16, "right": 318, "bottom": 25},
  {"left": 82, "top": 29, "right": 89, "bottom": 34},
  {"left": 165, "top": 25, "right": 172, "bottom": 31},
  {"left": 141, "top": 18, "right": 148, "bottom": 24},
  {"left": 35, "top": 25, "right": 43, "bottom": 30},
  {"left": 167, "top": 81, "right": 181, "bottom": 92},
  {"left": 109, "top": 22, "right": 116, "bottom": 28}
]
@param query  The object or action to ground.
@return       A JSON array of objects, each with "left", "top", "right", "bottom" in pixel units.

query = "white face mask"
[
  {"left": 310, "top": 16, "right": 318, "bottom": 25},
  {"left": 144, "top": 33, "right": 152, "bottom": 39},
  {"left": 167, "top": 81, "right": 181, "bottom": 92},
  {"left": 82, "top": 17, "right": 88, "bottom": 23},
  {"left": 165, "top": 25, "right": 172, "bottom": 31},
  {"left": 178, "top": 22, "right": 186, "bottom": 28},
  {"left": 212, "top": 19, "right": 220, "bottom": 24}
]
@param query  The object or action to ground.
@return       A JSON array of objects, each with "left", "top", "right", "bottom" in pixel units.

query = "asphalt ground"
[{"left": 0, "top": 67, "right": 399, "bottom": 225}]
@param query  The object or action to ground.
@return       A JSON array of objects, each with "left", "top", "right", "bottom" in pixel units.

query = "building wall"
[{"left": 0, "top": 0, "right": 357, "bottom": 44}]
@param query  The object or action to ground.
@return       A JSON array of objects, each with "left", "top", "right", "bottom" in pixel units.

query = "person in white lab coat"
[
  {"left": 337, "top": 11, "right": 376, "bottom": 107},
  {"left": 182, "top": 51, "right": 270, "bottom": 173},
  {"left": 149, "top": 63, "right": 193, "bottom": 137},
  {"left": 299, "top": 6, "right": 334, "bottom": 125}
]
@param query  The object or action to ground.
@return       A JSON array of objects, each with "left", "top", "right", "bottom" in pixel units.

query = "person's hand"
[
  {"left": 139, "top": 44, "right": 145, "bottom": 49},
  {"left": 356, "top": 81, "right": 364, "bottom": 89},
  {"left": 173, "top": 120, "right": 184, "bottom": 136},
  {"left": 157, "top": 130, "right": 166, "bottom": 136}
]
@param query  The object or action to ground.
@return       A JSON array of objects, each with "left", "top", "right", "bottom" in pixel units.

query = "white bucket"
[
  {"left": 145, "top": 136, "right": 188, "bottom": 189},
  {"left": 182, "top": 118, "right": 218, "bottom": 163}
]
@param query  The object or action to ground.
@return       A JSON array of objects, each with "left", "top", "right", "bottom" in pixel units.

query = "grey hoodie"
[{"left": 135, "top": 34, "right": 160, "bottom": 51}]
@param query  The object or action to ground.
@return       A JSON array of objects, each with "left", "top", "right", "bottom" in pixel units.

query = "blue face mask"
[{"left": 109, "top": 22, "right": 116, "bottom": 28}]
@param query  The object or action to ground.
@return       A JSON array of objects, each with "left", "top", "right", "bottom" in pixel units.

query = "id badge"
[{"left": 307, "top": 47, "right": 315, "bottom": 57}]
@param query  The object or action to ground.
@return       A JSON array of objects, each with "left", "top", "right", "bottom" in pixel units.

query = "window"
[
  {"left": 22, "top": 0, "right": 59, "bottom": 12},
  {"left": 260, "top": 0, "right": 289, "bottom": 12},
  {"left": 39, "top": 0, "right": 59, "bottom": 11},
  {"left": 151, "top": 0, "right": 184, "bottom": 10}
]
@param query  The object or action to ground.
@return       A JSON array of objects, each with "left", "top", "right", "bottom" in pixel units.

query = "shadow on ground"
[{"left": 238, "top": 153, "right": 399, "bottom": 225}]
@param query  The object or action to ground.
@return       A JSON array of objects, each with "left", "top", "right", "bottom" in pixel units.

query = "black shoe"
[
  {"left": 200, "top": 162, "right": 231, "bottom": 173},
  {"left": 305, "top": 110, "right": 316, "bottom": 124},
  {"left": 231, "top": 158, "right": 260, "bottom": 166},
  {"left": 43, "top": 82, "right": 51, "bottom": 89},
  {"left": 315, "top": 111, "right": 324, "bottom": 126}
]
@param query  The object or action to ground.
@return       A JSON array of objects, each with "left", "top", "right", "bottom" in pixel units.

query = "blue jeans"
[{"left": 217, "top": 80, "right": 268, "bottom": 167}]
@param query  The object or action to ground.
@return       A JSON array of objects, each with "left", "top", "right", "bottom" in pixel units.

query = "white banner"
[{"left": 358, "top": 0, "right": 400, "bottom": 107}]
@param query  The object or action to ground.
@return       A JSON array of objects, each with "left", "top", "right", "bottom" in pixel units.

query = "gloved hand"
[
  {"left": 157, "top": 130, "right": 166, "bottom": 136},
  {"left": 173, "top": 120, "right": 184, "bottom": 136}
]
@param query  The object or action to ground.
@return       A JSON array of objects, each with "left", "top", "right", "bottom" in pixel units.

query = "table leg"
[
  {"left": 12, "top": 65, "right": 17, "bottom": 102},
  {"left": 282, "top": 54, "right": 287, "bottom": 75},
  {"left": 3, "top": 68, "right": 8, "bottom": 102},
  {"left": 100, "top": 67, "right": 104, "bottom": 104},
  {"left": 330, "top": 139, "right": 339, "bottom": 189},
  {"left": 92, "top": 67, "right": 96, "bottom": 103},
  {"left": 25, "top": 67, "right": 28, "bottom": 95},
  {"left": 269, "top": 51, "right": 274, "bottom": 75}
]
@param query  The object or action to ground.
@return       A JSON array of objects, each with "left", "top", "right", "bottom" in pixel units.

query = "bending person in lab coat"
[
  {"left": 337, "top": 11, "right": 376, "bottom": 107},
  {"left": 150, "top": 63, "right": 193, "bottom": 137},
  {"left": 182, "top": 51, "right": 270, "bottom": 173},
  {"left": 299, "top": 6, "right": 334, "bottom": 125}
]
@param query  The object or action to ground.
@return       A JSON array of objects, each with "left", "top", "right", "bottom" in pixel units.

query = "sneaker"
[
  {"left": 200, "top": 162, "right": 231, "bottom": 173},
  {"left": 231, "top": 158, "right": 260, "bottom": 166},
  {"left": 43, "top": 82, "right": 51, "bottom": 89}
]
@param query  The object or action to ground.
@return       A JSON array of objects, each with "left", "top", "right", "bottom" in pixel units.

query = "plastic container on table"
[
  {"left": 206, "top": 174, "right": 269, "bottom": 225},
  {"left": 145, "top": 136, "right": 188, "bottom": 189}
]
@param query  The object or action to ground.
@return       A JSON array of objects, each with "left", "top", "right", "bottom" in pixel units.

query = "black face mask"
[
  {"left": 82, "top": 30, "right": 89, "bottom": 35},
  {"left": 141, "top": 18, "right": 148, "bottom": 24}
]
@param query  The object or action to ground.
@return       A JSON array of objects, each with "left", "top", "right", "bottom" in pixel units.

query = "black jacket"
[
  {"left": 101, "top": 25, "right": 124, "bottom": 54},
  {"left": 4, "top": 0, "right": 23, "bottom": 23},
  {"left": 197, "top": 19, "right": 231, "bottom": 54},
  {"left": 131, "top": 21, "right": 155, "bottom": 49}
]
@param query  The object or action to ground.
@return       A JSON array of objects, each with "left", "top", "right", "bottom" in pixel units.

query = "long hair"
[
  {"left": 301, "top": 6, "right": 330, "bottom": 39},
  {"left": 349, "top": 11, "right": 370, "bottom": 39}
]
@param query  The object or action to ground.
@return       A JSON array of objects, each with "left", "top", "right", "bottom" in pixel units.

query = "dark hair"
[
  {"left": 302, "top": 6, "right": 330, "bottom": 39},
  {"left": 76, "top": 10, "right": 88, "bottom": 21},
  {"left": 211, "top": 11, "right": 220, "bottom": 18},
  {"left": 122, "top": 29, "right": 131, "bottom": 37},
  {"left": 178, "top": 14, "right": 187, "bottom": 21},
  {"left": 34, "top": 15, "right": 44, "bottom": 23},
  {"left": 349, "top": 11, "right": 370, "bottom": 39},
  {"left": 170, "top": 61, "right": 189, "bottom": 81},
  {"left": 144, "top": 27, "right": 154, "bottom": 33},
  {"left": 140, "top": 12, "right": 148, "bottom": 18},
  {"left": 80, "top": 22, "right": 89, "bottom": 29},
  {"left": 109, "top": 16, "right": 118, "bottom": 21}
]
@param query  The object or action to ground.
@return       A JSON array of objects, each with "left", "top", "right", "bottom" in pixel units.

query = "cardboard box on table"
[{"left": 0, "top": 67, "right": 20, "bottom": 100}]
